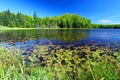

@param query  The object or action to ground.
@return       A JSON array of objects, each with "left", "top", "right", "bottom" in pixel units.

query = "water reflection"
[
  {"left": 1, "top": 29, "right": 120, "bottom": 45},
  {"left": 1, "top": 29, "right": 120, "bottom": 55},
  {"left": 0, "top": 29, "right": 89, "bottom": 43}
]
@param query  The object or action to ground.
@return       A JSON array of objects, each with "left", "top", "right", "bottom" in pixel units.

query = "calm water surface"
[{"left": 0, "top": 29, "right": 120, "bottom": 50}]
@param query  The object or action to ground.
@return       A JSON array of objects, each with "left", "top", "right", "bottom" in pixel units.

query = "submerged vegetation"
[
  {"left": 0, "top": 29, "right": 120, "bottom": 79},
  {"left": 0, "top": 42, "right": 120, "bottom": 80}
]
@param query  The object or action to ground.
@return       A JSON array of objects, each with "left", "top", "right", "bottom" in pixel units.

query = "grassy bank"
[
  {"left": 0, "top": 25, "right": 93, "bottom": 30},
  {"left": 0, "top": 25, "right": 10, "bottom": 29},
  {"left": 0, "top": 46, "right": 120, "bottom": 80}
]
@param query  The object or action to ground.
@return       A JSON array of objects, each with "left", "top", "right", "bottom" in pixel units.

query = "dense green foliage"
[
  {"left": 1, "top": 10, "right": 120, "bottom": 29},
  {"left": 0, "top": 10, "right": 91, "bottom": 28},
  {"left": 0, "top": 45, "right": 120, "bottom": 80},
  {"left": 92, "top": 24, "right": 120, "bottom": 29}
]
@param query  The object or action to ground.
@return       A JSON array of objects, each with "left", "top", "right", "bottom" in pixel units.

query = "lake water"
[{"left": 1, "top": 29, "right": 120, "bottom": 52}]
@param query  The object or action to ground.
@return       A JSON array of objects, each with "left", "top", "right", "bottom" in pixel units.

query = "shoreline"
[
  {"left": 1, "top": 27, "right": 120, "bottom": 30},
  {"left": 0, "top": 27, "right": 93, "bottom": 30}
]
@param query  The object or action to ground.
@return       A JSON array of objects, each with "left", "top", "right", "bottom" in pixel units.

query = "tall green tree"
[
  {"left": 33, "top": 11, "right": 38, "bottom": 28},
  {"left": 0, "top": 10, "right": 92, "bottom": 28}
]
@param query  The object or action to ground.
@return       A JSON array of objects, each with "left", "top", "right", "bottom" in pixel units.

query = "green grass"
[
  {"left": 0, "top": 46, "right": 120, "bottom": 80},
  {"left": 0, "top": 48, "right": 53, "bottom": 80},
  {"left": 0, "top": 25, "right": 10, "bottom": 29},
  {"left": 0, "top": 25, "right": 93, "bottom": 30}
]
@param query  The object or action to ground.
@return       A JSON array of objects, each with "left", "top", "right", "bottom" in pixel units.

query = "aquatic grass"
[
  {"left": 0, "top": 46, "right": 120, "bottom": 80},
  {"left": 0, "top": 48, "right": 51, "bottom": 80}
]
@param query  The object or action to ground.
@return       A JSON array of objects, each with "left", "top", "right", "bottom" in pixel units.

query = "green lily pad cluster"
[
  {"left": 23, "top": 44, "right": 120, "bottom": 80},
  {"left": 0, "top": 44, "right": 120, "bottom": 80}
]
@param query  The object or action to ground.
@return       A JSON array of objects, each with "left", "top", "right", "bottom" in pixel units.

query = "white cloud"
[{"left": 98, "top": 19, "right": 111, "bottom": 23}]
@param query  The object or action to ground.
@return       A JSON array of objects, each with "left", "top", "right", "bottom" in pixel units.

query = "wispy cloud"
[
  {"left": 98, "top": 19, "right": 111, "bottom": 23},
  {"left": 97, "top": 15, "right": 120, "bottom": 23}
]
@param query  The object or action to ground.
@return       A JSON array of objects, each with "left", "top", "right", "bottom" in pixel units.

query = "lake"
[{"left": 1, "top": 29, "right": 120, "bottom": 52}]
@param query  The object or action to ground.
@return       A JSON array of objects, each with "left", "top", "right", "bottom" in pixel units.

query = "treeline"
[
  {"left": 0, "top": 10, "right": 91, "bottom": 28},
  {"left": 92, "top": 24, "right": 120, "bottom": 29},
  {"left": 0, "top": 10, "right": 34, "bottom": 28}
]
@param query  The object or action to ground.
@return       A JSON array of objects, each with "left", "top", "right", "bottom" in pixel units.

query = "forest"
[
  {"left": 0, "top": 10, "right": 120, "bottom": 29},
  {"left": 92, "top": 24, "right": 120, "bottom": 28},
  {"left": 0, "top": 10, "right": 91, "bottom": 28}
]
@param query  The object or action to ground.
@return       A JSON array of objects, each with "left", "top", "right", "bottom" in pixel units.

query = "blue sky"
[{"left": 0, "top": 0, "right": 120, "bottom": 24}]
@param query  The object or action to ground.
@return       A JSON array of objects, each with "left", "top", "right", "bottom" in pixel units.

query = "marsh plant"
[{"left": 0, "top": 45, "right": 120, "bottom": 80}]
